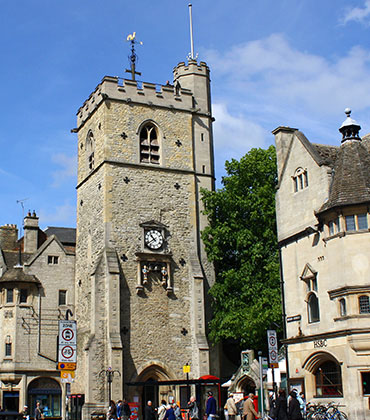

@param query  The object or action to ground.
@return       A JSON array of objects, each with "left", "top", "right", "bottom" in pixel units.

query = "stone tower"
[{"left": 72, "top": 58, "right": 216, "bottom": 417}]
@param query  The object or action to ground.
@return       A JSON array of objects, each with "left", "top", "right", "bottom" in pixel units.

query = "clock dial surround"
[{"left": 144, "top": 229, "right": 164, "bottom": 250}]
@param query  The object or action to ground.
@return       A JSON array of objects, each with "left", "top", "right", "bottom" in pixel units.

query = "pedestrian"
[
  {"left": 226, "top": 394, "right": 237, "bottom": 420},
  {"left": 275, "top": 389, "right": 288, "bottom": 420},
  {"left": 145, "top": 401, "right": 156, "bottom": 420},
  {"left": 173, "top": 403, "right": 181, "bottom": 420},
  {"left": 108, "top": 400, "right": 117, "bottom": 420},
  {"left": 34, "top": 402, "right": 43, "bottom": 420},
  {"left": 205, "top": 391, "right": 217, "bottom": 420},
  {"left": 242, "top": 393, "right": 259, "bottom": 420},
  {"left": 164, "top": 404, "right": 176, "bottom": 420},
  {"left": 117, "top": 400, "right": 122, "bottom": 420},
  {"left": 158, "top": 400, "right": 167, "bottom": 420},
  {"left": 288, "top": 391, "right": 302, "bottom": 420},
  {"left": 188, "top": 396, "right": 199, "bottom": 420},
  {"left": 22, "top": 406, "right": 30, "bottom": 420},
  {"left": 122, "top": 399, "right": 131, "bottom": 420},
  {"left": 296, "top": 393, "right": 306, "bottom": 418}
]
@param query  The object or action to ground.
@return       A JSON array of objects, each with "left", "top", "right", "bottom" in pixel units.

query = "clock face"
[{"left": 145, "top": 229, "right": 164, "bottom": 250}]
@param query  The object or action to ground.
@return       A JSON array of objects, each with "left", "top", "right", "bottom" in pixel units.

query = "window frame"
[
  {"left": 359, "top": 295, "right": 370, "bottom": 314},
  {"left": 6, "top": 288, "right": 14, "bottom": 304},
  {"left": 293, "top": 167, "right": 308, "bottom": 192},
  {"left": 58, "top": 290, "right": 67, "bottom": 306},
  {"left": 307, "top": 292, "right": 320, "bottom": 323},
  {"left": 19, "top": 288, "right": 28, "bottom": 304},
  {"left": 48, "top": 255, "right": 59, "bottom": 265},
  {"left": 314, "top": 360, "right": 343, "bottom": 397},
  {"left": 139, "top": 123, "right": 160, "bottom": 165}
]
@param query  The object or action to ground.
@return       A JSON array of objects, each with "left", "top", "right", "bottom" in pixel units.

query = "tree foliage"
[{"left": 201, "top": 146, "right": 281, "bottom": 353}]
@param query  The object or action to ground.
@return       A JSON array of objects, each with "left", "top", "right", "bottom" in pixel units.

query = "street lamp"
[{"left": 99, "top": 367, "right": 121, "bottom": 403}]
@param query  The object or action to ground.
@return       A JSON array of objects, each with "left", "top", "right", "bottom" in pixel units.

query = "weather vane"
[{"left": 126, "top": 32, "right": 143, "bottom": 81}]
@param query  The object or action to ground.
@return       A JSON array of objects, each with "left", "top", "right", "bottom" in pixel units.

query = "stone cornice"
[
  {"left": 282, "top": 327, "right": 370, "bottom": 345},
  {"left": 328, "top": 284, "right": 370, "bottom": 299}
]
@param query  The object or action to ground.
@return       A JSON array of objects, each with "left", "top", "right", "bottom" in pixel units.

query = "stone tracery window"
[
  {"left": 307, "top": 292, "right": 320, "bottom": 323},
  {"left": 293, "top": 167, "right": 308, "bottom": 192},
  {"left": 140, "top": 123, "right": 160, "bottom": 164}
]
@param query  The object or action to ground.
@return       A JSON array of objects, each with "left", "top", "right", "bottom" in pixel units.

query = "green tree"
[{"left": 201, "top": 145, "right": 281, "bottom": 353}]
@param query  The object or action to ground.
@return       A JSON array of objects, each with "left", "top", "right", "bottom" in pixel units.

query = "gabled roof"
[{"left": 24, "top": 234, "right": 73, "bottom": 266}]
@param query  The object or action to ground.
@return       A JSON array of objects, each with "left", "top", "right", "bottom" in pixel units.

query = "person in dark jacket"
[
  {"left": 205, "top": 391, "right": 217, "bottom": 420},
  {"left": 288, "top": 392, "right": 303, "bottom": 420},
  {"left": 275, "top": 389, "right": 288, "bottom": 420},
  {"left": 122, "top": 399, "right": 131, "bottom": 420},
  {"left": 164, "top": 405, "right": 176, "bottom": 420},
  {"left": 145, "top": 401, "right": 156, "bottom": 420}
]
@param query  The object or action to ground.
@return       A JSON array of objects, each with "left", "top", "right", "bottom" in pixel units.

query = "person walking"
[
  {"left": 108, "top": 400, "right": 117, "bottom": 420},
  {"left": 288, "top": 392, "right": 302, "bottom": 420},
  {"left": 275, "top": 390, "right": 288, "bottom": 420},
  {"left": 145, "top": 401, "right": 156, "bottom": 420},
  {"left": 158, "top": 400, "right": 168, "bottom": 420},
  {"left": 188, "top": 396, "right": 199, "bottom": 420},
  {"left": 205, "top": 391, "right": 217, "bottom": 420},
  {"left": 226, "top": 394, "right": 237, "bottom": 420},
  {"left": 164, "top": 404, "right": 176, "bottom": 420},
  {"left": 116, "top": 400, "right": 122, "bottom": 420},
  {"left": 122, "top": 399, "right": 131, "bottom": 420},
  {"left": 243, "top": 393, "right": 259, "bottom": 420},
  {"left": 34, "top": 402, "right": 43, "bottom": 420}
]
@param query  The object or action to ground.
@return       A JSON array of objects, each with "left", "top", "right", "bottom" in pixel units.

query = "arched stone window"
[
  {"left": 86, "top": 130, "right": 95, "bottom": 171},
  {"left": 139, "top": 123, "right": 160, "bottom": 164},
  {"left": 5, "top": 335, "right": 11, "bottom": 357},
  {"left": 359, "top": 295, "right": 370, "bottom": 314},
  {"left": 293, "top": 167, "right": 308, "bottom": 192},
  {"left": 307, "top": 292, "right": 320, "bottom": 323},
  {"left": 339, "top": 298, "right": 346, "bottom": 317},
  {"left": 315, "top": 360, "right": 343, "bottom": 397},
  {"left": 28, "top": 377, "right": 61, "bottom": 417}
]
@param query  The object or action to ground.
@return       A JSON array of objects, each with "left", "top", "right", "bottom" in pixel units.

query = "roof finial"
[
  {"left": 125, "top": 32, "right": 143, "bottom": 81},
  {"left": 339, "top": 108, "right": 361, "bottom": 143}
]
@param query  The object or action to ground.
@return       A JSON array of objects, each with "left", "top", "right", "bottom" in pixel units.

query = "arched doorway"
[
  {"left": 134, "top": 364, "right": 171, "bottom": 416},
  {"left": 28, "top": 377, "right": 62, "bottom": 418},
  {"left": 237, "top": 375, "right": 256, "bottom": 395}
]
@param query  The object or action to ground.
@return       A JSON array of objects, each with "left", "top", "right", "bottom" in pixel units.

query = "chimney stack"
[
  {"left": 24, "top": 210, "right": 39, "bottom": 253},
  {"left": 0, "top": 224, "right": 18, "bottom": 250}
]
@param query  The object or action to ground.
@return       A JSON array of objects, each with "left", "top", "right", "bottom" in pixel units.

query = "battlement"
[
  {"left": 173, "top": 60, "right": 210, "bottom": 79},
  {"left": 77, "top": 76, "right": 196, "bottom": 129}
]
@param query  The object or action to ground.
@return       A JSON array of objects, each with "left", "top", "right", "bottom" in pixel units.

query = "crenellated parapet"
[{"left": 76, "top": 76, "right": 194, "bottom": 129}]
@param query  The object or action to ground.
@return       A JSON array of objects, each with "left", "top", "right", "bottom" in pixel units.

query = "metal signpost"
[{"left": 267, "top": 330, "right": 278, "bottom": 397}]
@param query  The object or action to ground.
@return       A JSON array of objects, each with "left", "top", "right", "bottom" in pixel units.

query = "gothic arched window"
[
  {"left": 139, "top": 123, "right": 160, "bottom": 164},
  {"left": 315, "top": 360, "right": 343, "bottom": 397},
  {"left": 307, "top": 292, "right": 320, "bottom": 323},
  {"left": 86, "top": 130, "right": 95, "bottom": 171},
  {"left": 293, "top": 167, "right": 308, "bottom": 192}
]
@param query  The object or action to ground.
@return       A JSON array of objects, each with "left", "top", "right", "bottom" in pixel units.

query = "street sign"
[
  {"left": 262, "top": 357, "right": 268, "bottom": 375},
  {"left": 267, "top": 329, "right": 279, "bottom": 367},
  {"left": 58, "top": 320, "right": 77, "bottom": 364},
  {"left": 61, "top": 370, "right": 75, "bottom": 383},
  {"left": 183, "top": 364, "right": 190, "bottom": 373},
  {"left": 58, "top": 362, "right": 76, "bottom": 371}
]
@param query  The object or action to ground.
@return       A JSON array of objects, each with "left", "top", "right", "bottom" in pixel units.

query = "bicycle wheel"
[{"left": 336, "top": 411, "right": 348, "bottom": 420}]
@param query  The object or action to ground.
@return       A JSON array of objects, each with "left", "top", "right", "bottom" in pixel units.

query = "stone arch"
[
  {"left": 235, "top": 375, "right": 256, "bottom": 394},
  {"left": 134, "top": 361, "right": 174, "bottom": 382},
  {"left": 27, "top": 377, "right": 62, "bottom": 417},
  {"left": 302, "top": 351, "right": 342, "bottom": 373}
]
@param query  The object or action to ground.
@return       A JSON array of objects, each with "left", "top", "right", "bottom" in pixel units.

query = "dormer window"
[
  {"left": 293, "top": 167, "right": 308, "bottom": 192},
  {"left": 140, "top": 123, "right": 160, "bottom": 164}
]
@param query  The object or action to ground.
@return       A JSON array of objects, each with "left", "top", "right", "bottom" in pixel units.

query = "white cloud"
[
  {"left": 207, "top": 34, "right": 370, "bottom": 116},
  {"left": 38, "top": 201, "right": 76, "bottom": 226},
  {"left": 341, "top": 1, "right": 370, "bottom": 25},
  {"left": 51, "top": 153, "right": 77, "bottom": 187}
]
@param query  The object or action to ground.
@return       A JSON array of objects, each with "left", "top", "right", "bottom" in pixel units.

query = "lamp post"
[{"left": 99, "top": 367, "right": 121, "bottom": 403}]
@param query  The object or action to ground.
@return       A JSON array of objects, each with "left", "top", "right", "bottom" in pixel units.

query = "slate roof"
[
  {"left": 317, "top": 138, "right": 370, "bottom": 214},
  {"left": 0, "top": 267, "right": 40, "bottom": 284},
  {"left": 2, "top": 250, "right": 32, "bottom": 268},
  {"left": 44, "top": 227, "right": 76, "bottom": 245}
]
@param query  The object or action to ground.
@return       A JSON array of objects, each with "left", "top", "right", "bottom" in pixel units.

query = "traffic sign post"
[{"left": 267, "top": 330, "right": 278, "bottom": 397}]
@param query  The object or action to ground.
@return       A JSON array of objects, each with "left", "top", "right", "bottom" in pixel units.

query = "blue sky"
[{"left": 1, "top": 0, "right": 370, "bottom": 230}]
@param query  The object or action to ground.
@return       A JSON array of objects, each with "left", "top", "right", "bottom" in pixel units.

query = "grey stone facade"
[{"left": 72, "top": 59, "right": 217, "bottom": 418}]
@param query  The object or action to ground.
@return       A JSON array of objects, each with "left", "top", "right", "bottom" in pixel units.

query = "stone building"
[
  {"left": 71, "top": 57, "right": 217, "bottom": 417},
  {"left": 0, "top": 213, "right": 75, "bottom": 417},
  {"left": 274, "top": 110, "right": 370, "bottom": 419}
]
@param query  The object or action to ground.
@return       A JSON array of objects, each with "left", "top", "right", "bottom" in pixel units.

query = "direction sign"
[{"left": 267, "top": 329, "right": 278, "bottom": 367}]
